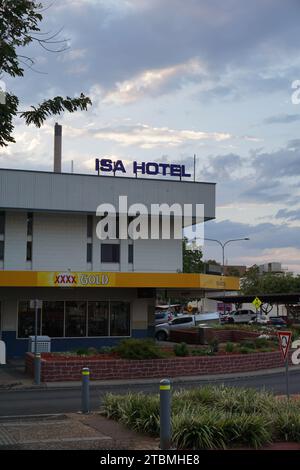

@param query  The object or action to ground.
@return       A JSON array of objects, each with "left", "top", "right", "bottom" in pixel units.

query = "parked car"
[
  {"left": 221, "top": 309, "right": 257, "bottom": 324},
  {"left": 155, "top": 315, "right": 196, "bottom": 341},
  {"left": 268, "top": 317, "right": 287, "bottom": 328},
  {"left": 155, "top": 311, "right": 174, "bottom": 325},
  {"left": 249, "top": 314, "right": 269, "bottom": 325}
]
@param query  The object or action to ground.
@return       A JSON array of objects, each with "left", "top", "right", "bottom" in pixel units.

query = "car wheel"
[{"left": 156, "top": 331, "right": 168, "bottom": 341}]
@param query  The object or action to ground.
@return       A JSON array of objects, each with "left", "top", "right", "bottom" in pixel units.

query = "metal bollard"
[
  {"left": 81, "top": 367, "right": 90, "bottom": 414},
  {"left": 34, "top": 353, "right": 41, "bottom": 386},
  {"left": 160, "top": 378, "right": 171, "bottom": 450}
]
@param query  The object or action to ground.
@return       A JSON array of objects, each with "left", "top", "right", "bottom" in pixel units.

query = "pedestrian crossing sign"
[{"left": 252, "top": 297, "right": 262, "bottom": 310}]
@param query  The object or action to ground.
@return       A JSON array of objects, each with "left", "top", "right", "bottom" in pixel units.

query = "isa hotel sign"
[{"left": 95, "top": 158, "right": 191, "bottom": 178}]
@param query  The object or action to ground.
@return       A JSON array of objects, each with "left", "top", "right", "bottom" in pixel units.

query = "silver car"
[{"left": 155, "top": 315, "right": 196, "bottom": 341}]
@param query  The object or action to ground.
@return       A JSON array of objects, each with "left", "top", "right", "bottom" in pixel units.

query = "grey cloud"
[
  {"left": 275, "top": 208, "right": 300, "bottom": 221},
  {"left": 201, "top": 153, "right": 243, "bottom": 180},
  {"left": 240, "top": 179, "right": 290, "bottom": 204},
  {"left": 205, "top": 219, "right": 300, "bottom": 251},
  {"left": 6, "top": 0, "right": 300, "bottom": 104},
  {"left": 264, "top": 113, "right": 300, "bottom": 124}
]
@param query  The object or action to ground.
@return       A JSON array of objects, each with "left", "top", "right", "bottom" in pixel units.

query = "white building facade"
[{"left": 0, "top": 167, "right": 238, "bottom": 357}]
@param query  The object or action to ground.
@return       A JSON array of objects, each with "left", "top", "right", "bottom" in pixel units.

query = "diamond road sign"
[{"left": 252, "top": 297, "right": 262, "bottom": 310}]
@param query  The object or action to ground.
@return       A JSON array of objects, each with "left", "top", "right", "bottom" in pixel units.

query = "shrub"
[
  {"left": 172, "top": 409, "right": 226, "bottom": 449},
  {"left": 173, "top": 342, "right": 189, "bottom": 357},
  {"left": 242, "top": 341, "right": 256, "bottom": 349},
  {"left": 103, "top": 392, "right": 160, "bottom": 435},
  {"left": 102, "top": 386, "right": 300, "bottom": 449},
  {"left": 98, "top": 346, "right": 114, "bottom": 354},
  {"left": 238, "top": 346, "right": 252, "bottom": 354},
  {"left": 273, "top": 401, "right": 300, "bottom": 442},
  {"left": 191, "top": 348, "right": 214, "bottom": 356},
  {"left": 225, "top": 342, "right": 234, "bottom": 353},
  {"left": 115, "top": 339, "right": 165, "bottom": 360},
  {"left": 208, "top": 337, "right": 219, "bottom": 353},
  {"left": 76, "top": 348, "right": 89, "bottom": 356},
  {"left": 255, "top": 337, "right": 270, "bottom": 349}
]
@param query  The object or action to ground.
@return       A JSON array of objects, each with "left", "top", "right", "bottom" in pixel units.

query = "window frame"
[{"left": 16, "top": 299, "right": 131, "bottom": 339}]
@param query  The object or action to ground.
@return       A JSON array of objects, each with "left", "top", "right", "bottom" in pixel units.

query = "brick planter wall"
[
  {"left": 169, "top": 328, "right": 261, "bottom": 344},
  {"left": 25, "top": 351, "right": 291, "bottom": 383}
]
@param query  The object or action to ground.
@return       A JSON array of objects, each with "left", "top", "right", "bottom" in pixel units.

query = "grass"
[{"left": 102, "top": 385, "right": 300, "bottom": 449}]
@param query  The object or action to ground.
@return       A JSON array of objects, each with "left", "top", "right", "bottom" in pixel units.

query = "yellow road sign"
[{"left": 252, "top": 296, "right": 262, "bottom": 310}]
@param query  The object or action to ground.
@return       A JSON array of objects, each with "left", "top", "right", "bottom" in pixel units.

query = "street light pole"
[{"left": 202, "top": 237, "right": 250, "bottom": 316}]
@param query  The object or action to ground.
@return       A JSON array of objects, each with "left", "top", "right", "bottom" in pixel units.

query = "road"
[{"left": 0, "top": 369, "right": 300, "bottom": 417}]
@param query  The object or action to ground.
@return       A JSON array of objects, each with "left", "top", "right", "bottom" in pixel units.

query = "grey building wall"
[{"left": 0, "top": 169, "right": 215, "bottom": 221}]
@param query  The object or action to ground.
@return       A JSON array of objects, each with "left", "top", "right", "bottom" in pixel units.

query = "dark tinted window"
[
  {"left": 0, "top": 241, "right": 4, "bottom": 261},
  {"left": 42, "top": 301, "right": 64, "bottom": 337},
  {"left": 27, "top": 212, "right": 33, "bottom": 236},
  {"left": 18, "top": 301, "right": 41, "bottom": 338},
  {"left": 88, "top": 301, "right": 109, "bottom": 336},
  {"left": 87, "top": 243, "right": 92, "bottom": 262},
  {"left": 65, "top": 301, "right": 87, "bottom": 337},
  {"left": 172, "top": 317, "right": 193, "bottom": 325},
  {"left": 155, "top": 313, "right": 165, "bottom": 320},
  {"left": 26, "top": 241, "right": 32, "bottom": 261},
  {"left": 128, "top": 244, "right": 133, "bottom": 263},
  {"left": 110, "top": 301, "right": 130, "bottom": 336},
  {"left": 101, "top": 244, "right": 120, "bottom": 263},
  {"left": 87, "top": 215, "right": 93, "bottom": 238},
  {"left": 0, "top": 212, "right": 5, "bottom": 235}
]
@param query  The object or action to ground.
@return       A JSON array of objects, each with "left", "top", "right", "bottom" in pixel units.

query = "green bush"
[
  {"left": 102, "top": 385, "right": 300, "bottom": 449},
  {"left": 238, "top": 346, "right": 253, "bottom": 354},
  {"left": 208, "top": 337, "right": 219, "bottom": 353},
  {"left": 103, "top": 392, "right": 160, "bottom": 435},
  {"left": 273, "top": 402, "right": 300, "bottom": 442},
  {"left": 255, "top": 338, "right": 270, "bottom": 349},
  {"left": 115, "top": 339, "right": 165, "bottom": 360},
  {"left": 225, "top": 342, "right": 235, "bottom": 353},
  {"left": 173, "top": 342, "right": 189, "bottom": 357},
  {"left": 191, "top": 348, "right": 214, "bottom": 356},
  {"left": 76, "top": 348, "right": 89, "bottom": 356},
  {"left": 98, "top": 346, "right": 114, "bottom": 354},
  {"left": 242, "top": 341, "right": 256, "bottom": 350}
]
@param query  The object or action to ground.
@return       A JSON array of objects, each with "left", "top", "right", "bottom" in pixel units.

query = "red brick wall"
[
  {"left": 25, "top": 351, "right": 290, "bottom": 383},
  {"left": 169, "top": 328, "right": 260, "bottom": 344}
]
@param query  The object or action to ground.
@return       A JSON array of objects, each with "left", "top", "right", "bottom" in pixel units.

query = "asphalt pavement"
[{"left": 1, "top": 369, "right": 300, "bottom": 417}]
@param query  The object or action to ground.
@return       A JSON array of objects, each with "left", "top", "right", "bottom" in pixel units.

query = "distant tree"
[
  {"left": 241, "top": 265, "right": 300, "bottom": 295},
  {"left": 182, "top": 237, "right": 204, "bottom": 273},
  {"left": 0, "top": 0, "right": 92, "bottom": 147},
  {"left": 226, "top": 266, "right": 241, "bottom": 277}
]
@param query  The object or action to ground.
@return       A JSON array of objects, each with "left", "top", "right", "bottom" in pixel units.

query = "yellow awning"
[{"left": 0, "top": 271, "right": 239, "bottom": 290}]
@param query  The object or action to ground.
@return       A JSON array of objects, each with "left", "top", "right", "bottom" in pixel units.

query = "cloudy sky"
[{"left": 2, "top": 0, "right": 300, "bottom": 271}]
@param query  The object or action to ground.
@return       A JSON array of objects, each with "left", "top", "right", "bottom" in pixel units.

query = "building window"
[
  {"left": 110, "top": 301, "right": 130, "bottom": 336},
  {"left": 87, "top": 243, "right": 92, "bottom": 263},
  {"left": 18, "top": 301, "right": 41, "bottom": 338},
  {"left": 128, "top": 244, "right": 133, "bottom": 264},
  {"left": 0, "top": 241, "right": 4, "bottom": 261},
  {"left": 101, "top": 244, "right": 120, "bottom": 263},
  {"left": 87, "top": 215, "right": 93, "bottom": 238},
  {"left": 17, "top": 299, "right": 131, "bottom": 338},
  {"left": 65, "top": 301, "right": 87, "bottom": 337},
  {"left": 42, "top": 301, "right": 64, "bottom": 337},
  {"left": 0, "top": 212, "right": 5, "bottom": 235},
  {"left": 88, "top": 301, "right": 109, "bottom": 336},
  {"left": 26, "top": 241, "right": 32, "bottom": 261},
  {"left": 27, "top": 212, "right": 33, "bottom": 236}
]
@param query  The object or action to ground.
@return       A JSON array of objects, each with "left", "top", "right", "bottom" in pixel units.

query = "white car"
[
  {"left": 249, "top": 314, "right": 268, "bottom": 325},
  {"left": 155, "top": 315, "right": 196, "bottom": 341},
  {"left": 223, "top": 309, "right": 257, "bottom": 324}
]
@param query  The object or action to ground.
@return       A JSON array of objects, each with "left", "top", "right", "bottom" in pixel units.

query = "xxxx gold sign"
[{"left": 37, "top": 272, "right": 114, "bottom": 287}]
